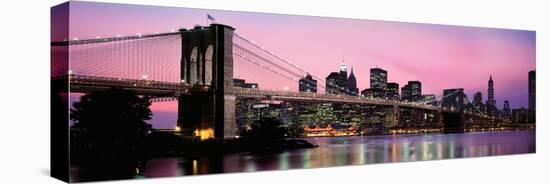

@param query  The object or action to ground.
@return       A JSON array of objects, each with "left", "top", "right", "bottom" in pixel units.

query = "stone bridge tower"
[
  {"left": 442, "top": 88, "right": 465, "bottom": 133},
  {"left": 177, "top": 24, "right": 237, "bottom": 139}
]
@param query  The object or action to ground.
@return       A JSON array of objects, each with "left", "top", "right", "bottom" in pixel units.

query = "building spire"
[
  {"left": 348, "top": 67, "right": 356, "bottom": 79},
  {"left": 340, "top": 61, "right": 347, "bottom": 72}
]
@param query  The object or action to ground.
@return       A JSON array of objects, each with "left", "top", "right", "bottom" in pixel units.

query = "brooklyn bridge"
[{"left": 51, "top": 23, "right": 491, "bottom": 139}]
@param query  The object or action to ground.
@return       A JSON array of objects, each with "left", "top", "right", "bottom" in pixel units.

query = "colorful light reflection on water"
[{"left": 139, "top": 131, "right": 535, "bottom": 177}]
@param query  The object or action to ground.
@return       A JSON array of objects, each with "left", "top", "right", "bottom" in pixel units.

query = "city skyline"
[
  {"left": 51, "top": 2, "right": 537, "bottom": 182},
  {"left": 60, "top": 1, "right": 535, "bottom": 128},
  {"left": 317, "top": 63, "right": 533, "bottom": 109}
]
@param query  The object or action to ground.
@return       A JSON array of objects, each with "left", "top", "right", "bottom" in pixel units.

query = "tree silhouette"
[
  {"left": 287, "top": 122, "right": 304, "bottom": 138},
  {"left": 71, "top": 88, "right": 152, "bottom": 160},
  {"left": 241, "top": 117, "right": 288, "bottom": 142}
]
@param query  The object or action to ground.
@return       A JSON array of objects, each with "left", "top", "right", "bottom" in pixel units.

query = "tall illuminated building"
[
  {"left": 299, "top": 73, "right": 317, "bottom": 93},
  {"left": 409, "top": 81, "right": 422, "bottom": 101},
  {"left": 502, "top": 100, "right": 511, "bottom": 120},
  {"left": 325, "top": 72, "right": 341, "bottom": 94},
  {"left": 386, "top": 82, "right": 399, "bottom": 100},
  {"left": 370, "top": 68, "right": 387, "bottom": 90},
  {"left": 486, "top": 75, "right": 497, "bottom": 116},
  {"left": 528, "top": 70, "right": 536, "bottom": 123},
  {"left": 401, "top": 81, "right": 421, "bottom": 102}
]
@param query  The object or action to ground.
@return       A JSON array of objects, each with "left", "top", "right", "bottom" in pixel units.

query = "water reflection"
[
  {"left": 144, "top": 131, "right": 535, "bottom": 177},
  {"left": 72, "top": 131, "right": 535, "bottom": 181}
]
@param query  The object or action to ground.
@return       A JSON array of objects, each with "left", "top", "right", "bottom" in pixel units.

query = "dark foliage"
[
  {"left": 70, "top": 89, "right": 152, "bottom": 162},
  {"left": 240, "top": 117, "right": 288, "bottom": 142},
  {"left": 68, "top": 90, "right": 315, "bottom": 181},
  {"left": 286, "top": 123, "right": 305, "bottom": 138}
]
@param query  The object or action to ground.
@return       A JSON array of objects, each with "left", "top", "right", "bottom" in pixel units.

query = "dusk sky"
[{"left": 60, "top": 1, "right": 535, "bottom": 128}]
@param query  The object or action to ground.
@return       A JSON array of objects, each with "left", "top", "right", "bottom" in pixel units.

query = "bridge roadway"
[{"left": 63, "top": 75, "right": 459, "bottom": 112}]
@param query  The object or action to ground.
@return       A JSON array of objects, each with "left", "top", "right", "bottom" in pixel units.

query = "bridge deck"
[{"left": 61, "top": 75, "right": 468, "bottom": 113}]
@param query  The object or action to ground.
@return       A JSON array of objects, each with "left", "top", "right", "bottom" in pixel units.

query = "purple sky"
[{"left": 58, "top": 1, "right": 535, "bottom": 128}]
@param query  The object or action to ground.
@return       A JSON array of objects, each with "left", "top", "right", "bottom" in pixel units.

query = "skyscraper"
[
  {"left": 473, "top": 91, "right": 485, "bottom": 113},
  {"left": 365, "top": 67, "right": 388, "bottom": 98},
  {"left": 512, "top": 107, "right": 528, "bottom": 124},
  {"left": 326, "top": 63, "right": 358, "bottom": 95},
  {"left": 325, "top": 72, "right": 341, "bottom": 94},
  {"left": 370, "top": 68, "right": 387, "bottom": 90},
  {"left": 299, "top": 73, "right": 317, "bottom": 93},
  {"left": 502, "top": 100, "right": 511, "bottom": 120},
  {"left": 409, "top": 81, "right": 422, "bottom": 101},
  {"left": 346, "top": 68, "right": 358, "bottom": 95},
  {"left": 338, "top": 62, "right": 348, "bottom": 93},
  {"left": 488, "top": 75, "right": 495, "bottom": 102},
  {"left": 474, "top": 92, "right": 483, "bottom": 105},
  {"left": 386, "top": 82, "right": 399, "bottom": 100},
  {"left": 528, "top": 70, "right": 536, "bottom": 123},
  {"left": 401, "top": 84, "right": 411, "bottom": 101},
  {"left": 529, "top": 70, "right": 535, "bottom": 110},
  {"left": 486, "top": 75, "right": 497, "bottom": 116}
]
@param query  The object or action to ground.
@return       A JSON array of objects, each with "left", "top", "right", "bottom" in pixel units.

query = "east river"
[{"left": 134, "top": 131, "right": 534, "bottom": 178}]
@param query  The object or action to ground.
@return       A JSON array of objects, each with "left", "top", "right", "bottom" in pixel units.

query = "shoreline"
[{"left": 299, "top": 128, "right": 536, "bottom": 138}]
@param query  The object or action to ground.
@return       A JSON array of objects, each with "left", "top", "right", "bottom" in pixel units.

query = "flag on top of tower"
[{"left": 207, "top": 14, "right": 216, "bottom": 21}]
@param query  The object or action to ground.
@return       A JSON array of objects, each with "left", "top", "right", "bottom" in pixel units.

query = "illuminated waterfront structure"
[{"left": 303, "top": 124, "right": 357, "bottom": 137}]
